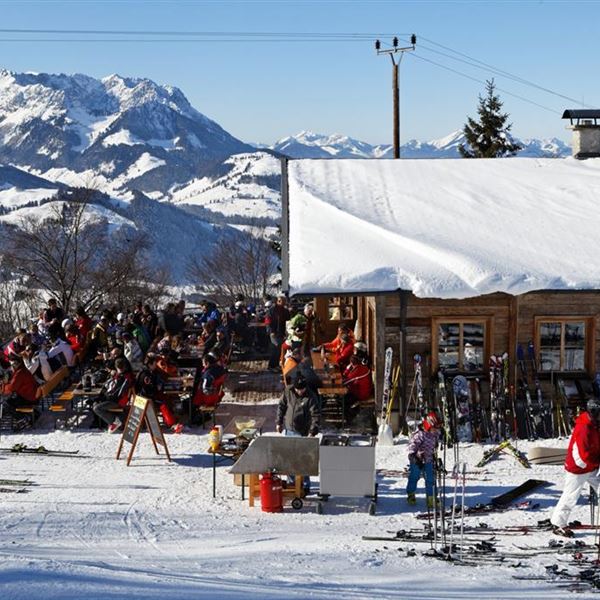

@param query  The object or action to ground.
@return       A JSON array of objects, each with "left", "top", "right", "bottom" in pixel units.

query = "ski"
[
  {"left": 361, "top": 534, "right": 496, "bottom": 544},
  {"left": 378, "top": 347, "right": 394, "bottom": 443},
  {"left": 528, "top": 340, "right": 551, "bottom": 438},
  {"left": 437, "top": 369, "right": 453, "bottom": 447},
  {"left": 491, "top": 479, "right": 549, "bottom": 507},
  {"left": 416, "top": 499, "right": 539, "bottom": 520},
  {"left": 476, "top": 440, "right": 530, "bottom": 468},
  {"left": 0, "top": 479, "right": 36, "bottom": 486},
  {"left": 0, "top": 444, "right": 81, "bottom": 456},
  {"left": 517, "top": 343, "right": 539, "bottom": 440},
  {"left": 0, "top": 487, "right": 28, "bottom": 494}
]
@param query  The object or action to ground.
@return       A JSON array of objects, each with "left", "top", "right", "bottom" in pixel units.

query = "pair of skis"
[
  {"left": 0, "top": 444, "right": 80, "bottom": 457},
  {"left": 476, "top": 439, "right": 531, "bottom": 468}
]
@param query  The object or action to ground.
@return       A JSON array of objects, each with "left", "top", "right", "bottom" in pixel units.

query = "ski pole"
[
  {"left": 448, "top": 462, "right": 460, "bottom": 559},
  {"left": 431, "top": 456, "right": 437, "bottom": 551},
  {"left": 460, "top": 462, "right": 466, "bottom": 562},
  {"left": 440, "top": 444, "right": 447, "bottom": 547},
  {"left": 595, "top": 478, "right": 600, "bottom": 563}
]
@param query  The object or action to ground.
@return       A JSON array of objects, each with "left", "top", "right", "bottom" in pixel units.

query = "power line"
[
  {"left": 407, "top": 52, "right": 561, "bottom": 115},
  {"left": 416, "top": 35, "right": 596, "bottom": 109},
  {"left": 0, "top": 38, "right": 385, "bottom": 43},
  {"left": 0, "top": 28, "right": 408, "bottom": 37}
]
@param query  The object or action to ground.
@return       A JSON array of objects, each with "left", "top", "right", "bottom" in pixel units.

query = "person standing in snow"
[
  {"left": 550, "top": 398, "right": 600, "bottom": 537},
  {"left": 276, "top": 371, "right": 319, "bottom": 494},
  {"left": 406, "top": 412, "right": 441, "bottom": 508},
  {"left": 265, "top": 295, "right": 290, "bottom": 371}
]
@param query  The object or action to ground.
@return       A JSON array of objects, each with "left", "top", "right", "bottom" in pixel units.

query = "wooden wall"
[{"left": 376, "top": 290, "right": 600, "bottom": 420}]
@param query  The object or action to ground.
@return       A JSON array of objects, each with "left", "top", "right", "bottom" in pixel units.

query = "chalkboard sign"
[
  {"left": 116, "top": 395, "right": 171, "bottom": 466},
  {"left": 123, "top": 395, "right": 146, "bottom": 445}
]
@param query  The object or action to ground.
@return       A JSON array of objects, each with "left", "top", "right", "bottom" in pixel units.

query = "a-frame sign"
[{"left": 116, "top": 394, "right": 171, "bottom": 466}]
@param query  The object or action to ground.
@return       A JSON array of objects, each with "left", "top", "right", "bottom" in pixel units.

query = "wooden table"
[{"left": 53, "top": 385, "right": 104, "bottom": 428}]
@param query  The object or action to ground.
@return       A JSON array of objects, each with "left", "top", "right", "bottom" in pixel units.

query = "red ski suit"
[
  {"left": 565, "top": 412, "right": 600, "bottom": 474},
  {"left": 343, "top": 363, "right": 373, "bottom": 402}
]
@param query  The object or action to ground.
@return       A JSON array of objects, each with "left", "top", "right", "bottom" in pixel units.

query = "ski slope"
[{"left": 0, "top": 419, "right": 594, "bottom": 599}]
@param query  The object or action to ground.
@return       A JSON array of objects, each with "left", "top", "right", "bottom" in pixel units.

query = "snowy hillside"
[
  {"left": 0, "top": 69, "right": 254, "bottom": 193},
  {"left": 168, "top": 152, "right": 281, "bottom": 222},
  {"left": 0, "top": 165, "right": 62, "bottom": 211},
  {"left": 0, "top": 165, "right": 232, "bottom": 282},
  {"left": 271, "top": 130, "right": 571, "bottom": 159}
]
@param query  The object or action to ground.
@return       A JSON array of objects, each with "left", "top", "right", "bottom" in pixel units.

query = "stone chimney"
[{"left": 562, "top": 110, "right": 600, "bottom": 159}]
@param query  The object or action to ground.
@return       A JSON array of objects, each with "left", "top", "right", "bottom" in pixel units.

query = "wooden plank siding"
[
  {"left": 306, "top": 290, "right": 600, "bottom": 434},
  {"left": 377, "top": 290, "right": 600, "bottom": 429}
]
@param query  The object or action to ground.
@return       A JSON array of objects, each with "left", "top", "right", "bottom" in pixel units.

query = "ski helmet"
[
  {"left": 587, "top": 398, "right": 600, "bottom": 418},
  {"left": 423, "top": 411, "right": 441, "bottom": 431}
]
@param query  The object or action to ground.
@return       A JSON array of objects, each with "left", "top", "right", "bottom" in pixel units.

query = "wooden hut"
[{"left": 281, "top": 156, "right": 600, "bottom": 433}]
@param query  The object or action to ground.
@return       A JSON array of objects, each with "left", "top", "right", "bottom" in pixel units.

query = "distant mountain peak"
[{"left": 270, "top": 129, "right": 570, "bottom": 159}]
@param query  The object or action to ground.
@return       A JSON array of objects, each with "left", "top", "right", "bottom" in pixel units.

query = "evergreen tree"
[{"left": 459, "top": 79, "right": 522, "bottom": 158}]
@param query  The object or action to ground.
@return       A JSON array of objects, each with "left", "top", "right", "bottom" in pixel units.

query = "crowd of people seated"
[
  {"left": 0, "top": 294, "right": 276, "bottom": 433},
  {"left": 1, "top": 293, "right": 377, "bottom": 435}
]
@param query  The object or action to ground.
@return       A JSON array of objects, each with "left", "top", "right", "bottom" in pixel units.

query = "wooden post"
[
  {"left": 281, "top": 157, "right": 290, "bottom": 293},
  {"left": 393, "top": 62, "right": 400, "bottom": 159},
  {"left": 509, "top": 295, "right": 520, "bottom": 392}
]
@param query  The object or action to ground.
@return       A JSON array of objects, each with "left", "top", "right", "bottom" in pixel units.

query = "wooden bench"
[
  {"left": 37, "top": 366, "right": 70, "bottom": 403},
  {"left": 13, "top": 366, "right": 70, "bottom": 428}
]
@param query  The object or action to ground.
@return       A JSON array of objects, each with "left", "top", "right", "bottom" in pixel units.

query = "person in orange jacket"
[{"left": 316, "top": 324, "right": 355, "bottom": 355}]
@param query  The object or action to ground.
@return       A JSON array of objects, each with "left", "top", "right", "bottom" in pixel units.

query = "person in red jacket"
[
  {"left": 0, "top": 355, "right": 40, "bottom": 428},
  {"left": 342, "top": 344, "right": 375, "bottom": 430},
  {"left": 550, "top": 398, "right": 600, "bottom": 537},
  {"left": 75, "top": 306, "right": 94, "bottom": 340},
  {"left": 2, "top": 355, "right": 39, "bottom": 403},
  {"left": 331, "top": 333, "right": 354, "bottom": 372}
]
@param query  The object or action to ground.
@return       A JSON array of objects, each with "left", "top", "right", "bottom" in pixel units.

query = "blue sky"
[{"left": 0, "top": 0, "right": 597, "bottom": 145}]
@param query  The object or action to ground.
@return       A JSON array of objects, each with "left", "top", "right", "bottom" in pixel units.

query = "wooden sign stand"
[{"left": 116, "top": 394, "right": 171, "bottom": 466}]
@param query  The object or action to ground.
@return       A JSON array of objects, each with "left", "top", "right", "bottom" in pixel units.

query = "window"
[
  {"left": 328, "top": 297, "right": 354, "bottom": 321},
  {"left": 433, "top": 318, "right": 489, "bottom": 372},
  {"left": 536, "top": 317, "right": 591, "bottom": 372}
]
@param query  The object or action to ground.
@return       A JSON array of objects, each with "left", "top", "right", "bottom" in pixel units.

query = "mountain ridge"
[{"left": 269, "top": 129, "right": 571, "bottom": 159}]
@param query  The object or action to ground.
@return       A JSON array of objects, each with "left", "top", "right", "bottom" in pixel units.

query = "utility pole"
[{"left": 375, "top": 35, "right": 416, "bottom": 159}]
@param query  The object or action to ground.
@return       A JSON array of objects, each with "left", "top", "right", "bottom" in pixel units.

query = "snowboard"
[{"left": 452, "top": 375, "right": 472, "bottom": 442}]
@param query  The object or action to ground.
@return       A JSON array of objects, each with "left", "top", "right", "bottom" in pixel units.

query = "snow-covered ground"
[{"left": 0, "top": 414, "right": 595, "bottom": 599}]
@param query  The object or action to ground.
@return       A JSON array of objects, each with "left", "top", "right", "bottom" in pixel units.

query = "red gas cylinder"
[{"left": 260, "top": 471, "right": 283, "bottom": 513}]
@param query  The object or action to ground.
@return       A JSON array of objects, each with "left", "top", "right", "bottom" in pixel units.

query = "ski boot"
[
  {"left": 426, "top": 496, "right": 439, "bottom": 509},
  {"left": 407, "top": 493, "right": 416, "bottom": 505},
  {"left": 552, "top": 525, "right": 575, "bottom": 538}
]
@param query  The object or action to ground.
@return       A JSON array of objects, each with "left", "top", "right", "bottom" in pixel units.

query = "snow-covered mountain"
[
  {"left": 0, "top": 68, "right": 577, "bottom": 286},
  {"left": 0, "top": 70, "right": 281, "bottom": 284},
  {"left": 0, "top": 69, "right": 254, "bottom": 194},
  {"left": 270, "top": 129, "right": 571, "bottom": 159}
]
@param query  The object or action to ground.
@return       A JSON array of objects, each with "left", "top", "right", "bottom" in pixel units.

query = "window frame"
[
  {"left": 534, "top": 316, "right": 594, "bottom": 374},
  {"left": 431, "top": 316, "right": 492, "bottom": 373},
  {"left": 327, "top": 296, "right": 355, "bottom": 322}
]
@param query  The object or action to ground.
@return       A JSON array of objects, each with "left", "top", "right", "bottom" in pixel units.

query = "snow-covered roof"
[{"left": 285, "top": 157, "right": 600, "bottom": 299}]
